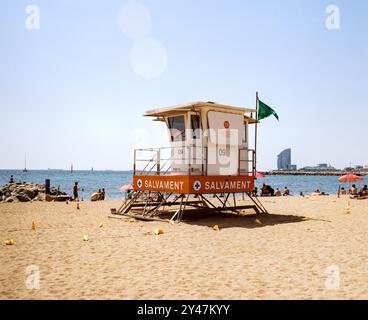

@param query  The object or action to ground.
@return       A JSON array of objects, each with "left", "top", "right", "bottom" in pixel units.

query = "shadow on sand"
[{"left": 178, "top": 211, "right": 329, "bottom": 229}]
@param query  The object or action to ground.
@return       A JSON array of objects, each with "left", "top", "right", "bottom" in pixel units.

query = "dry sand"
[{"left": 0, "top": 195, "right": 367, "bottom": 300}]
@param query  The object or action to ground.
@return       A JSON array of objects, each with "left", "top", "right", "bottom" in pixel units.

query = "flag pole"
[{"left": 254, "top": 91, "right": 259, "bottom": 176}]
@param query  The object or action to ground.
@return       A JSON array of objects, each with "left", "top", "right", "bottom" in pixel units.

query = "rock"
[
  {"left": 52, "top": 195, "right": 70, "bottom": 202},
  {"left": 1, "top": 181, "right": 67, "bottom": 203},
  {"left": 35, "top": 193, "right": 46, "bottom": 201},
  {"left": 5, "top": 196, "right": 19, "bottom": 203},
  {"left": 22, "top": 188, "right": 38, "bottom": 200},
  {"left": 15, "top": 193, "right": 32, "bottom": 202},
  {"left": 8, "top": 184, "right": 17, "bottom": 192}
]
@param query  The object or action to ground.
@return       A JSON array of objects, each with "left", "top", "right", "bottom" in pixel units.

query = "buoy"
[
  {"left": 154, "top": 227, "right": 164, "bottom": 235},
  {"left": 31, "top": 221, "right": 36, "bottom": 230},
  {"left": 98, "top": 222, "right": 104, "bottom": 228},
  {"left": 212, "top": 225, "right": 220, "bottom": 231},
  {"left": 255, "top": 219, "right": 262, "bottom": 225},
  {"left": 344, "top": 207, "right": 351, "bottom": 215},
  {"left": 5, "top": 239, "right": 14, "bottom": 245},
  {"left": 83, "top": 235, "right": 89, "bottom": 241}
]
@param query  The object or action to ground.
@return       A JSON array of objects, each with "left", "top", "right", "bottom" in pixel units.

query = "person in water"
[
  {"left": 8, "top": 175, "right": 14, "bottom": 183},
  {"left": 73, "top": 182, "right": 79, "bottom": 200}
]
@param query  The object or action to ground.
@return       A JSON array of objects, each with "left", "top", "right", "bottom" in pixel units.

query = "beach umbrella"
[
  {"left": 338, "top": 174, "right": 363, "bottom": 203},
  {"left": 120, "top": 184, "right": 134, "bottom": 191},
  {"left": 255, "top": 172, "right": 266, "bottom": 178},
  {"left": 338, "top": 174, "right": 363, "bottom": 183}
]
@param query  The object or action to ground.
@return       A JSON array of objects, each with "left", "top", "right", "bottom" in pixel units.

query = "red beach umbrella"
[
  {"left": 255, "top": 172, "right": 266, "bottom": 178},
  {"left": 120, "top": 184, "right": 134, "bottom": 191},
  {"left": 338, "top": 174, "right": 363, "bottom": 183}
]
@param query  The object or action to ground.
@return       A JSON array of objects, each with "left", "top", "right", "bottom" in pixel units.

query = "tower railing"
[{"left": 133, "top": 146, "right": 256, "bottom": 177}]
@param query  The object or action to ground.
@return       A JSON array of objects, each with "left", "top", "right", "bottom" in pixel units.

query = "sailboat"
[{"left": 23, "top": 154, "right": 28, "bottom": 172}]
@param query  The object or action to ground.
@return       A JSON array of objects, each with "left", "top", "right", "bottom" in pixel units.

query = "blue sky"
[{"left": 0, "top": 0, "right": 367, "bottom": 170}]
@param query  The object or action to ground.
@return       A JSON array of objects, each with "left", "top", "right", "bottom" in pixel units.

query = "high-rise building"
[
  {"left": 277, "top": 148, "right": 297, "bottom": 170},
  {"left": 277, "top": 148, "right": 291, "bottom": 170}
]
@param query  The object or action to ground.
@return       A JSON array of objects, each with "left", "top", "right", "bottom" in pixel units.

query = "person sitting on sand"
[
  {"left": 359, "top": 185, "right": 368, "bottom": 197},
  {"left": 275, "top": 188, "right": 282, "bottom": 197},
  {"left": 340, "top": 187, "right": 347, "bottom": 195},
  {"left": 252, "top": 187, "right": 258, "bottom": 197},
  {"left": 261, "top": 184, "right": 269, "bottom": 196},
  {"left": 96, "top": 189, "right": 102, "bottom": 200},
  {"left": 283, "top": 187, "right": 290, "bottom": 196},
  {"left": 8, "top": 175, "right": 14, "bottom": 184},
  {"left": 349, "top": 184, "right": 358, "bottom": 196},
  {"left": 261, "top": 184, "right": 274, "bottom": 196}
]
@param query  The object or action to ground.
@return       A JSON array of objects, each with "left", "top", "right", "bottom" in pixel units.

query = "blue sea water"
[{"left": 0, "top": 170, "right": 360, "bottom": 199}]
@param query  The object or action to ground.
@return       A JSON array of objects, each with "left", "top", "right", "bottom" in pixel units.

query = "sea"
[{"left": 0, "top": 170, "right": 359, "bottom": 200}]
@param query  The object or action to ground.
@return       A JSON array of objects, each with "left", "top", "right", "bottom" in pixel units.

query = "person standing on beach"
[
  {"left": 101, "top": 188, "right": 105, "bottom": 200},
  {"left": 73, "top": 182, "right": 79, "bottom": 200},
  {"left": 8, "top": 175, "right": 14, "bottom": 183}
]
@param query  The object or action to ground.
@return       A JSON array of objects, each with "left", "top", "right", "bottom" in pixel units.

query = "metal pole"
[{"left": 254, "top": 91, "right": 259, "bottom": 176}]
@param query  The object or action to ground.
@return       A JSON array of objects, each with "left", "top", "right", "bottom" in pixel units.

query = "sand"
[{"left": 0, "top": 195, "right": 368, "bottom": 300}]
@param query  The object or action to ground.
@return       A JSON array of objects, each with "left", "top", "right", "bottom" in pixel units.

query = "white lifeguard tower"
[{"left": 116, "top": 100, "right": 267, "bottom": 221}]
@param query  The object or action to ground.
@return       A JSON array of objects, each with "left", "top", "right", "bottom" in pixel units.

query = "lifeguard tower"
[{"left": 116, "top": 100, "right": 267, "bottom": 221}]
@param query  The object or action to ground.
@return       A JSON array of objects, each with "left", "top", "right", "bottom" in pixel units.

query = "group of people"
[
  {"left": 90, "top": 188, "right": 106, "bottom": 201},
  {"left": 252, "top": 184, "right": 291, "bottom": 197},
  {"left": 347, "top": 184, "right": 368, "bottom": 197}
]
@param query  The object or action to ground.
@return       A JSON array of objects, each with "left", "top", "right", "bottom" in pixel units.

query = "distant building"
[
  {"left": 277, "top": 148, "right": 297, "bottom": 170},
  {"left": 288, "top": 164, "right": 297, "bottom": 170},
  {"left": 300, "top": 163, "right": 337, "bottom": 171},
  {"left": 277, "top": 149, "right": 291, "bottom": 170}
]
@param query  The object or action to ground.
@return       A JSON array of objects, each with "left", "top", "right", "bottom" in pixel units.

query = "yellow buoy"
[
  {"left": 154, "top": 227, "right": 164, "bottom": 235},
  {"left": 212, "top": 225, "right": 220, "bottom": 231},
  {"left": 5, "top": 239, "right": 14, "bottom": 245},
  {"left": 83, "top": 235, "right": 89, "bottom": 241},
  {"left": 344, "top": 207, "right": 351, "bottom": 215}
]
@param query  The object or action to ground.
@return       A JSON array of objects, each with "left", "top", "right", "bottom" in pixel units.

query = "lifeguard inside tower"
[{"left": 116, "top": 100, "right": 267, "bottom": 221}]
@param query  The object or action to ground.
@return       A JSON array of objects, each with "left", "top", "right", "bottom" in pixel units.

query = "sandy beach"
[{"left": 1, "top": 195, "right": 368, "bottom": 300}]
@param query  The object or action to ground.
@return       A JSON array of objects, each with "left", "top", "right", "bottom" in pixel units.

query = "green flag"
[{"left": 257, "top": 99, "right": 279, "bottom": 121}]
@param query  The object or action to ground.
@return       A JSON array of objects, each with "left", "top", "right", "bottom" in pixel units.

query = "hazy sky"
[{"left": 0, "top": 0, "right": 367, "bottom": 170}]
